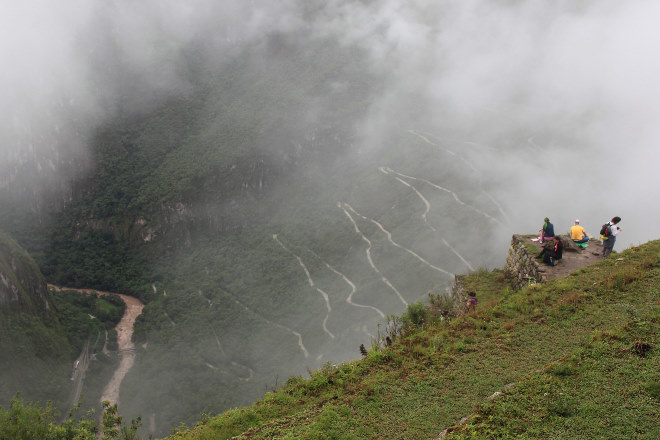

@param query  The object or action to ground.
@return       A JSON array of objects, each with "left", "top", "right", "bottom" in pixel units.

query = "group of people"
[
  {"left": 466, "top": 216, "right": 623, "bottom": 312},
  {"left": 537, "top": 216, "right": 623, "bottom": 266}
]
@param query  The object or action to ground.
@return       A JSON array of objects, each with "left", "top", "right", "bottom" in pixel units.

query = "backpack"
[{"left": 600, "top": 223, "right": 611, "bottom": 236}]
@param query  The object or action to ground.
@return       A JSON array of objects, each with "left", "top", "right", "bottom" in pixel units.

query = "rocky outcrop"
[
  {"left": 557, "top": 234, "right": 583, "bottom": 253},
  {"left": 503, "top": 234, "right": 545, "bottom": 289},
  {"left": 0, "top": 229, "right": 52, "bottom": 315},
  {"left": 448, "top": 275, "right": 470, "bottom": 315}
]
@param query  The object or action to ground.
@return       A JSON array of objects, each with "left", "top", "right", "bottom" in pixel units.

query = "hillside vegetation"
[
  {"left": 168, "top": 240, "right": 660, "bottom": 440},
  {"left": 0, "top": 231, "right": 126, "bottom": 411},
  {"left": 0, "top": 229, "right": 52, "bottom": 314}
]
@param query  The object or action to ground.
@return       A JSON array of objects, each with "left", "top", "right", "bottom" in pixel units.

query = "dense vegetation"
[
  {"left": 0, "top": 288, "right": 125, "bottom": 414},
  {"left": 166, "top": 240, "right": 659, "bottom": 439},
  {"left": 0, "top": 397, "right": 140, "bottom": 440}
]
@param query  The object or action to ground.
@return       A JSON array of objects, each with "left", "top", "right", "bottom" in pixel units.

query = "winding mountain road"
[
  {"left": 378, "top": 166, "right": 475, "bottom": 271},
  {"left": 407, "top": 130, "right": 512, "bottom": 225},
  {"left": 343, "top": 202, "right": 455, "bottom": 279},
  {"left": 274, "top": 234, "right": 335, "bottom": 339},
  {"left": 311, "top": 250, "right": 386, "bottom": 319},
  {"left": 339, "top": 202, "right": 408, "bottom": 306}
]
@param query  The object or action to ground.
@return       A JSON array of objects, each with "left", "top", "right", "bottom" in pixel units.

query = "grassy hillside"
[{"left": 167, "top": 240, "right": 659, "bottom": 440}]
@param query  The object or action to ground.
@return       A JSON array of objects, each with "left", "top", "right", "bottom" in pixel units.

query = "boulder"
[{"left": 558, "top": 234, "right": 582, "bottom": 252}]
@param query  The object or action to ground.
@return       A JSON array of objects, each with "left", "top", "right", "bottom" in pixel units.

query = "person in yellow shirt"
[{"left": 570, "top": 219, "right": 589, "bottom": 244}]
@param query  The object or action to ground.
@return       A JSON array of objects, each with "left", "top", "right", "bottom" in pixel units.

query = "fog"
[
  {"left": 3, "top": 0, "right": 658, "bottom": 245},
  {"left": 2, "top": 0, "right": 660, "bottom": 433},
  {"left": 328, "top": 0, "right": 660, "bottom": 247}
]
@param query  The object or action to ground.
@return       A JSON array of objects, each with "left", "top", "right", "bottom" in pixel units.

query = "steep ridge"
[
  {"left": 166, "top": 239, "right": 659, "bottom": 440},
  {"left": 0, "top": 231, "right": 71, "bottom": 409},
  {"left": 0, "top": 229, "right": 52, "bottom": 315}
]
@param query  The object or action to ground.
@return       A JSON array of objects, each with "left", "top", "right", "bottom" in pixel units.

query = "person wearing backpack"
[{"left": 601, "top": 216, "right": 622, "bottom": 257}]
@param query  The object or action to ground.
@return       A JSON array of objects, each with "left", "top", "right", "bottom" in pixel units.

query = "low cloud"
[{"left": 2, "top": 0, "right": 658, "bottom": 242}]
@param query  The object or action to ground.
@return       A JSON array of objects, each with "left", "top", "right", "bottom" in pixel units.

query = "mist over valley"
[{"left": 2, "top": 1, "right": 659, "bottom": 436}]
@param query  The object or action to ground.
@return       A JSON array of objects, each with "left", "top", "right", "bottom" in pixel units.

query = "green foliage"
[
  {"left": 548, "top": 363, "right": 574, "bottom": 377},
  {"left": 52, "top": 290, "right": 125, "bottom": 342},
  {"left": 0, "top": 396, "right": 144, "bottom": 440},
  {"left": 42, "top": 229, "right": 144, "bottom": 295},
  {"left": 100, "top": 401, "right": 142, "bottom": 440},
  {"left": 0, "top": 395, "right": 96, "bottom": 440},
  {"left": 401, "top": 301, "right": 428, "bottom": 328}
]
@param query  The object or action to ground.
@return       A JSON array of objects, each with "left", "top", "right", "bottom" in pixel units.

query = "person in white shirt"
[{"left": 601, "top": 216, "right": 622, "bottom": 257}]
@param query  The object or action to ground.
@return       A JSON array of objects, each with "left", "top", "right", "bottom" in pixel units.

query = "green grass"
[
  {"left": 449, "top": 316, "right": 659, "bottom": 439},
  {"left": 167, "top": 239, "right": 660, "bottom": 440},
  {"left": 520, "top": 234, "right": 542, "bottom": 257}
]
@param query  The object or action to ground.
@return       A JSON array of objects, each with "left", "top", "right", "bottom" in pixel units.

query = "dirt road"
[
  {"left": 49, "top": 286, "right": 144, "bottom": 407},
  {"left": 100, "top": 293, "right": 144, "bottom": 405}
]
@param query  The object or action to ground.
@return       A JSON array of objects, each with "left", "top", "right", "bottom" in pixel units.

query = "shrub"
[{"left": 402, "top": 301, "right": 428, "bottom": 328}]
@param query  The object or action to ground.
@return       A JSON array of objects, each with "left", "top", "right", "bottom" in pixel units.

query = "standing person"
[
  {"left": 537, "top": 236, "right": 563, "bottom": 266},
  {"left": 601, "top": 216, "right": 622, "bottom": 258},
  {"left": 539, "top": 217, "right": 555, "bottom": 242},
  {"left": 570, "top": 219, "right": 589, "bottom": 244}
]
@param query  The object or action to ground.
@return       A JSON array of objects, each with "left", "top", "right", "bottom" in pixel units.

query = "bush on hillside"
[
  {"left": 0, "top": 395, "right": 143, "bottom": 440},
  {"left": 402, "top": 301, "right": 428, "bottom": 328}
]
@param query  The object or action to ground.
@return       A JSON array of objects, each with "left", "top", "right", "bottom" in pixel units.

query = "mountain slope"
[
  {"left": 168, "top": 239, "right": 659, "bottom": 440},
  {"left": 0, "top": 229, "right": 52, "bottom": 314}
]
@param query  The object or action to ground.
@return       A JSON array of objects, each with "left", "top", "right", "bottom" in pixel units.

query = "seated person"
[
  {"left": 570, "top": 219, "right": 589, "bottom": 244},
  {"left": 539, "top": 217, "right": 555, "bottom": 242},
  {"left": 538, "top": 236, "right": 563, "bottom": 266}
]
